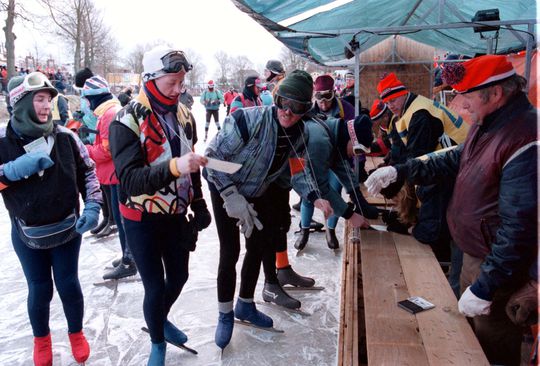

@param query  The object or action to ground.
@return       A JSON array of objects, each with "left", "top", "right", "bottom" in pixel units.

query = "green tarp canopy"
[{"left": 232, "top": 0, "right": 537, "bottom": 65}]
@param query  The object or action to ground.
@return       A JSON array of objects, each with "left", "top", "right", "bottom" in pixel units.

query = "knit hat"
[
  {"left": 142, "top": 46, "right": 192, "bottom": 82},
  {"left": 265, "top": 59, "right": 285, "bottom": 75},
  {"left": 314, "top": 75, "right": 334, "bottom": 92},
  {"left": 442, "top": 55, "right": 515, "bottom": 94},
  {"left": 74, "top": 67, "right": 94, "bottom": 88},
  {"left": 275, "top": 70, "right": 313, "bottom": 103},
  {"left": 245, "top": 76, "right": 262, "bottom": 88},
  {"left": 207, "top": 80, "right": 215, "bottom": 88},
  {"left": 369, "top": 99, "right": 388, "bottom": 120},
  {"left": 8, "top": 72, "right": 58, "bottom": 107},
  {"left": 336, "top": 114, "right": 373, "bottom": 156},
  {"left": 377, "top": 73, "right": 408, "bottom": 103},
  {"left": 80, "top": 75, "right": 110, "bottom": 97}
]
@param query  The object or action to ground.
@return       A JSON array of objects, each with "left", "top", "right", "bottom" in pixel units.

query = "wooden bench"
[{"left": 338, "top": 224, "right": 489, "bottom": 365}]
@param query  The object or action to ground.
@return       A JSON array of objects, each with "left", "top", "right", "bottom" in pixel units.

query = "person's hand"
[
  {"left": 75, "top": 201, "right": 101, "bottom": 234},
  {"left": 314, "top": 198, "right": 333, "bottom": 219},
  {"left": 348, "top": 212, "right": 370, "bottom": 228},
  {"left": 190, "top": 198, "right": 212, "bottom": 231},
  {"left": 458, "top": 286, "right": 492, "bottom": 317},
  {"left": 220, "top": 186, "right": 263, "bottom": 238},
  {"left": 175, "top": 153, "right": 207, "bottom": 175},
  {"left": 365, "top": 166, "right": 397, "bottom": 196},
  {"left": 3, "top": 151, "right": 54, "bottom": 181}
]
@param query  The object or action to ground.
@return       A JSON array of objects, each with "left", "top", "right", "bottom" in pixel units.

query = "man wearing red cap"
[{"left": 366, "top": 55, "right": 538, "bottom": 365}]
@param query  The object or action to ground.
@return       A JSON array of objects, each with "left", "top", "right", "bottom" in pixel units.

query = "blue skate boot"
[
  {"left": 234, "top": 299, "right": 273, "bottom": 328},
  {"left": 164, "top": 320, "right": 188, "bottom": 346},
  {"left": 147, "top": 341, "right": 166, "bottom": 366},
  {"left": 214, "top": 310, "right": 234, "bottom": 349}
]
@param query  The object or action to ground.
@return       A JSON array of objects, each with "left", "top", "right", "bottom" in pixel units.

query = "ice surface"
[{"left": 0, "top": 98, "right": 344, "bottom": 365}]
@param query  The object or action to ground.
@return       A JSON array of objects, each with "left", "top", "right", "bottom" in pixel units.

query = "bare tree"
[
  {"left": 1, "top": 0, "right": 33, "bottom": 78},
  {"left": 229, "top": 55, "right": 254, "bottom": 88},
  {"left": 184, "top": 48, "right": 205, "bottom": 89},
  {"left": 214, "top": 50, "right": 230, "bottom": 86},
  {"left": 279, "top": 46, "right": 308, "bottom": 73}
]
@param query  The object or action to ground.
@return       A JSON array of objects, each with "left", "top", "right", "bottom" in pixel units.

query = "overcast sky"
[{"left": 13, "top": 0, "right": 286, "bottom": 79}]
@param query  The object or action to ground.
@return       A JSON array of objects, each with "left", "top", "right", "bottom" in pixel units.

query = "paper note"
[
  {"left": 369, "top": 224, "right": 388, "bottom": 232},
  {"left": 206, "top": 158, "right": 242, "bottom": 174}
]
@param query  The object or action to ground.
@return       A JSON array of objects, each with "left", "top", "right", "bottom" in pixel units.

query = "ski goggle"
[
  {"left": 9, "top": 72, "right": 57, "bottom": 106},
  {"left": 275, "top": 94, "right": 312, "bottom": 115},
  {"left": 314, "top": 90, "right": 334, "bottom": 102},
  {"left": 161, "top": 51, "right": 192, "bottom": 74}
]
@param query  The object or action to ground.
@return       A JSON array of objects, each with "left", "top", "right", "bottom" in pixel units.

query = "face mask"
[
  {"left": 80, "top": 97, "right": 93, "bottom": 117},
  {"left": 80, "top": 97, "right": 97, "bottom": 128}
]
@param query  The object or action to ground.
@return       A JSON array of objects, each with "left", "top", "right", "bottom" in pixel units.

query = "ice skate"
[
  {"left": 147, "top": 341, "right": 166, "bottom": 366},
  {"left": 214, "top": 310, "right": 234, "bottom": 350},
  {"left": 262, "top": 282, "right": 301, "bottom": 309},
  {"left": 234, "top": 299, "right": 281, "bottom": 332},
  {"left": 294, "top": 228, "right": 310, "bottom": 250},
  {"left": 325, "top": 228, "right": 340, "bottom": 249},
  {"left": 102, "top": 262, "right": 137, "bottom": 280},
  {"left": 141, "top": 327, "right": 197, "bottom": 354},
  {"left": 277, "top": 265, "right": 315, "bottom": 288}
]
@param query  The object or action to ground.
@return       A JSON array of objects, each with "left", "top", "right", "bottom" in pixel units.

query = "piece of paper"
[
  {"left": 369, "top": 224, "right": 388, "bottom": 232},
  {"left": 205, "top": 158, "right": 242, "bottom": 174},
  {"left": 23, "top": 136, "right": 53, "bottom": 177}
]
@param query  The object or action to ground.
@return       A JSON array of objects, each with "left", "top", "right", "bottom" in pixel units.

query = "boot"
[
  {"left": 90, "top": 216, "right": 109, "bottom": 235},
  {"left": 68, "top": 330, "right": 90, "bottom": 364},
  {"left": 96, "top": 218, "right": 115, "bottom": 238},
  {"left": 103, "top": 262, "right": 137, "bottom": 280},
  {"left": 294, "top": 228, "right": 310, "bottom": 250},
  {"left": 234, "top": 299, "right": 273, "bottom": 328},
  {"left": 309, "top": 220, "right": 324, "bottom": 232},
  {"left": 147, "top": 341, "right": 166, "bottom": 366},
  {"left": 277, "top": 265, "right": 315, "bottom": 288},
  {"left": 164, "top": 320, "right": 187, "bottom": 346},
  {"left": 33, "top": 334, "right": 52, "bottom": 366},
  {"left": 326, "top": 228, "right": 340, "bottom": 249},
  {"left": 214, "top": 311, "right": 234, "bottom": 349},
  {"left": 111, "top": 257, "right": 122, "bottom": 268},
  {"left": 262, "top": 282, "right": 301, "bottom": 309}
]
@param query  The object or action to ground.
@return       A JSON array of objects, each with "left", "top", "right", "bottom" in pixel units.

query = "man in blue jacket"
[{"left": 366, "top": 55, "right": 538, "bottom": 366}]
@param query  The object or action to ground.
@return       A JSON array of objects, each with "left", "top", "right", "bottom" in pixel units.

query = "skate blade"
[
  {"left": 257, "top": 301, "right": 311, "bottom": 317},
  {"left": 282, "top": 286, "right": 325, "bottom": 291},
  {"left": 234, "top": 320, "right": 284, "bottom": 333},
  {"left": 93, "top": 276, "right": 140, "bottom": 287},
  {"left": 141, "top": 327, "right": 198, "bottom": 354}
]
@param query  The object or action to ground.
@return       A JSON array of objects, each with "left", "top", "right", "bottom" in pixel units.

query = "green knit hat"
[{"left": 276, "top": 70, "right": 313, "bottom": 103}]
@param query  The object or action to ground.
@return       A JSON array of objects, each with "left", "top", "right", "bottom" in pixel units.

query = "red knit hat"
[
  {"left": 369, "top": 99, "right": 388, "bottom": 120},
  {"left": 442, "top": 55, "right": 515, "bottom": 94},
  {"left": 208, "top": 80, "right": 214, "bottom": 88},
  {"left": 377, "top": 73, "right": 408, "bottom": 103},
  {"left": 314, "top": 75, "right": 334, "bottom": 92}
]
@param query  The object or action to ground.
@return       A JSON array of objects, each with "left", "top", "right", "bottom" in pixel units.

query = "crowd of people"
[{"left": 0, "top": 44, "right": 536, "bottom": 366}]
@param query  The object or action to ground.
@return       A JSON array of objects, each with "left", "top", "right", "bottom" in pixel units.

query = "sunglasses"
[
  {"left": 9, "top": 72, "right": 56, "bottom": 105},
  {"left": 161, "top": 51, "right": 193, "bottom": 74},
  {"left": 275, "top": 95, "right": 312, "bottom": 115},
  {"left": 314, "top": 90, "right": 334, "bottom": 102}
]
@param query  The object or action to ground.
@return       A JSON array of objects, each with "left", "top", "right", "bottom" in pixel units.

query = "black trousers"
[
  {"left": 210, "top": 183, "right": 290, "bottom": 303},
  {"left": 123, "top": 215, "right": 191, "bottom": 343}
]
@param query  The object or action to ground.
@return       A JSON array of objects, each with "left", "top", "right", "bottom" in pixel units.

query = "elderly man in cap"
[
  {"left": 205, "top": 70, "right": 333, "bottom": 350},
  {"left": 366, "top": 55, "right": 538, "bottom": 365}
]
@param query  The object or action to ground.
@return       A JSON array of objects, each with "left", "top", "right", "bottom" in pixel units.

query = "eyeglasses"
[
  {"left": 314, "top": 90, "right": 334, "bottom": 102},
  {"left": 9, "top": 72, "right": 56, "bottom": 105},
  {"left": 275, "top": 95, "right": 312, "bottom": 115},
  {"left": 161, "top": 51, "right": 192, "bottom": 74}
]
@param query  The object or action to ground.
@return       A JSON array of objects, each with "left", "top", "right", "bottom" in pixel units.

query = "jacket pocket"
[{"left": 480, "top": 216, "right": 501, "bottom": 247}]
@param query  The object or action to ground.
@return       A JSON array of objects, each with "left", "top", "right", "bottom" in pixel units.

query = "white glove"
[
  {"left": 365, "top": 166, "right": 397, "bottom": 196},
  {"left": 458, "top": 286, "right": 492, "bottom": 317},
  {"left": 221, "top": 186, "right": 263, "bottom": 238}
]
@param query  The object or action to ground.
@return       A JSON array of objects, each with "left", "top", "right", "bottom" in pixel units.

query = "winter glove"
[
  {"left": 365, "top": 166, "right": 397, "bottom": 196},
  {"left": 505, "top": 280, "right": 538, "bottom": 327},
  {"left": 184, "top": 214, "right": 198, "bottom": 252},
  {"left": 3, "top": 151, "right": 54, "bottom": 181},
  {"left": 458, "top": 286, "right": 492, "bottom": 317},
  {"left": 349, "top": 187, "right": 380, "bottom": 219},
  {"left": 190, "top": 198, "right": 212, "bottom": 231},
  {"left": 75, "top": 201, "right": 101, "bottom": 235},
  {"left": 220, "top": 186, "right": 263, "bottom": 238}
]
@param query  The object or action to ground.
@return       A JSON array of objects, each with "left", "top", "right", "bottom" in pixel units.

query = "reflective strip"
[{"left": 502, "top": 141, "right": 540, "bottom": 170}]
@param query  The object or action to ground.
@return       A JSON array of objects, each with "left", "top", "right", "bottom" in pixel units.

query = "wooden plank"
[
  {"left": 394, "top": 233, "right": 490, "bottom": 366},
  {"left": 360, "top": 229, "right": 430, "bottom": 365}
]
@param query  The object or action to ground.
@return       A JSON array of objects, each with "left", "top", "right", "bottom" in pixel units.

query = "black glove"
[
  {"left": 190, "top": 199, "right": 212, "bottom": 231},
  {"left": 184, "top": 214, "right": 198, "bottom": 252}
]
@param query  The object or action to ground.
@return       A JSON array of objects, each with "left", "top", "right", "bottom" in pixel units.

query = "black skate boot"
[
  {"left": 292, "top": 199, "right": 301, "bottom": 211},
  {"left": 326, "top": 228, "right": 339, "bottom": 249},
  {"left": 91, "top": 216, "right": 109, "bottom": 235},
  {"left": 262, "top": 282, "right": 301, "bottom": 309},
  {"left": 96, "top": 218, "right": 116, "bottom": 238},
  {"left": 111, "top": 257, "right": 122, "bottom": 268},
  {"left": 103, "top": 262, "right": 137, "bottom": 280},
  {"left": 277, "top": 265, "right": 315, "bottom": 288},
  {"left": 294, "top": 228, "right": 310, "bottom": 250}
]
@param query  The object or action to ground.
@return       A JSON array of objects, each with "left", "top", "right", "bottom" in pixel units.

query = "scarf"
[{"left": 11, "top": 92, "right": 53, "bottom": 138}]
